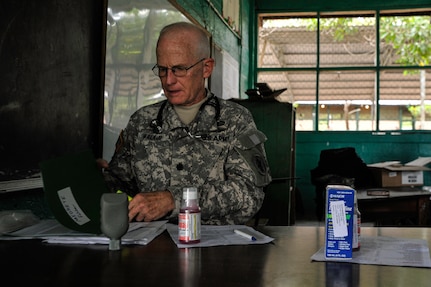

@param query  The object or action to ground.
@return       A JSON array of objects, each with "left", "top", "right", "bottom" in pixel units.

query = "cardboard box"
[{"left": 368, "top": 158, "right": 431, "bottom": 187}]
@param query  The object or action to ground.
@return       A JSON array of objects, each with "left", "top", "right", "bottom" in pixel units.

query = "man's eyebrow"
[
  {"left": 171, "top": 64, "right": 187, "bottom": 68},
  {"left": 158, "top": 63, "right": 186, "bottom": 68}
]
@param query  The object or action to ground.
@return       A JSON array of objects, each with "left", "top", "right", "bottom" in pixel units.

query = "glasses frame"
[{"left": 152, "top": 58, "right": 206, "bottom": 77}]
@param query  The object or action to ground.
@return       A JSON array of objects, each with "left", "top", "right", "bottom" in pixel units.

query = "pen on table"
[
  {"left": 116, "top": 190, "right": 133, "bottom": 202},
  {"left": 234, "top": 229, "right": 257, "bottom": 241}
]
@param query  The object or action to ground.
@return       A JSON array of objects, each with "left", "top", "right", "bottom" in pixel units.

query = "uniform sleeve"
[
  {"left": 102, "top": 126, "right": 139, "bottom": 196},
  {"left": 198, "top": 107, "right": 272, "bottom": 225}
]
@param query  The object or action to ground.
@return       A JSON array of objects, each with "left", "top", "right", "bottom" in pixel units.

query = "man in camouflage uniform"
[{"left": 102, "top": 22, "right": 271, "bottom": 225}]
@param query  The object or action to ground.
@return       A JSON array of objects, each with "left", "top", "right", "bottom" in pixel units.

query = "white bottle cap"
[{"left": 183, "top": 187, "right": 198, "bottom": 200}]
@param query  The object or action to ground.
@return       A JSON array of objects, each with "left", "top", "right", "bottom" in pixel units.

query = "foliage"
[
  {"left": 304, "top": 15, "right": 431, "bottom": 68},
  {"left": 408, "top": 105, "right": 431, "bottom": 119},
  {"left": 305, "top": 17, "right": 363, "bottom": 41},
  {"left": 380, "top": 16, "right": 431, "bottom": 66}
]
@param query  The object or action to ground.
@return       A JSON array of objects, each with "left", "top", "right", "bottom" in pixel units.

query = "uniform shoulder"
[{"left": 130, "top": 100, "right": 166, "bottom": 120}]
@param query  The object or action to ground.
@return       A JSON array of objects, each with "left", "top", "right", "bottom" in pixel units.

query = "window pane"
[
  {"left": 103, "top": 1, "right": 189, "bottom": 160},
  {"left": 318, "top": 70, "right": 375, "bottom": 131},
  {"left": 319, "top": 70, "right": 375, "bottom": 102},
  {"left": 320, "top": 16, "right": 375, "bottom": 68},
  {"left": 380, "top": 14, "right": 431, "bottom": 67},
  {"left": 257, "top": 71, "right": 315, "bottom": 101},
  {"left": 379, "top": 69, "right": 431, "bottom": 130},
  {"left": 257, "top": 71, "right": 316, "bottom": 131},
  {"left": 259, "top": 17, "right": 317, "bottom": 68}
]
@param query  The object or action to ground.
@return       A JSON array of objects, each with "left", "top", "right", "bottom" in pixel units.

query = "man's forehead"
[{"left": 157, "top": 43, "right": 194, "bottom": 65}]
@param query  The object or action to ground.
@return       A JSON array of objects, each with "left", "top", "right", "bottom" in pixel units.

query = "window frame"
[{"left": 256, "top": 9, "right": 431, "bottom": 131}]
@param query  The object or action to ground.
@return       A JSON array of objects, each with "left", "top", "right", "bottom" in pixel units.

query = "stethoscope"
[{"left": 150, "top": 94, "right": 226, "bottom": 138}]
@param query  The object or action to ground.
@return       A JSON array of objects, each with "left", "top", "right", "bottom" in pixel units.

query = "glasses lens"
[
  {"left": 172, "top": 67, "right": 186, "bottom": 77},
  {"left": 152, "top": 66, "right": 168, "bottom": 77}
]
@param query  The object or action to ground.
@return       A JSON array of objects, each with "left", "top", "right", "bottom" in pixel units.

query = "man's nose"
[{"left": 165, "top": 69, "right": 177, "bottom": 85}]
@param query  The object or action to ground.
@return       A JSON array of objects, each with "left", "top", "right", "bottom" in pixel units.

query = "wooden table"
[
  {"left": 1, "top": 226, "right": 431, "bottom": 286},
  {"left": 357, "top": 187, "right": 431, "bottom": 226}
]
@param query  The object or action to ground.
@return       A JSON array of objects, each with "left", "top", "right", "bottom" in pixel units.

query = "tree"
[{"left": 380, "top": 16, "right": 431, "bottom": 128}]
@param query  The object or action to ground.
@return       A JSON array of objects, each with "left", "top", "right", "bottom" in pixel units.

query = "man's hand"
[
  {"left": 128, "top": 191, "right": 175, "bottom": 222},
  {"left": 96, "top": 158, "right": 109, "bottom": 169}
]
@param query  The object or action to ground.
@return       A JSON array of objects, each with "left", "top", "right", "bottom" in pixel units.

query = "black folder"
[{"left": 39, "top": 150, "right": 108, "bottom": 234}]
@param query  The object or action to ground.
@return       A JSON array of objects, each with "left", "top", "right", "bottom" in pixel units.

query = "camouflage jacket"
[{"left": 104, "top": 94, "right": 271, "bottom": 225}]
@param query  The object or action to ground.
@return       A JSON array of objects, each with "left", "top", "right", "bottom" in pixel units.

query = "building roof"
[{"left": 258, "top": 25, "right": 431, "bottom": 105}]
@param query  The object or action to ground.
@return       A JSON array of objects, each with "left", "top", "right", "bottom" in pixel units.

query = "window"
[
  {"left": 223, "top": 0, "right": 240, "bottom": 34},
  {"left": 103, "top": 0, "right": 190, "bottom": 160},
  {"left": 257, "top": 9, "right": 431, "bottom": 131}
]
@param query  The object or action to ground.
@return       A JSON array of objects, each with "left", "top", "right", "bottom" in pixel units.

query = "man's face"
[{"left": 156, "top": 31, "right": 213, "bottom": 106}]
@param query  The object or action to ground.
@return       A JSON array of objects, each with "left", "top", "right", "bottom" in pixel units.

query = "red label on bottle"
[{"left": 178, "top": 211, "right": 201, "bottom": 243}]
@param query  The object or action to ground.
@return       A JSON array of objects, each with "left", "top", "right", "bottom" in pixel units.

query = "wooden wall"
[{"left": 0, "top": 0, "right": 105, "bottom": 181}]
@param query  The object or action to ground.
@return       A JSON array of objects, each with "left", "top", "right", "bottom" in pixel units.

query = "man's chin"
[{"left": 166, "top": 95, "right": 185, "bottom": 105}]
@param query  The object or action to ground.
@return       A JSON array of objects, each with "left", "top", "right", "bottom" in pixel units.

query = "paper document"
[
  {"left": 1, "top": 219, "right": 167, "bottom": 246},
  {"left": 166, "top": 223, "right": 274, "bottom": 248},
  {"left": 311, "top": 235, "right": 431, "bottom": 268}
]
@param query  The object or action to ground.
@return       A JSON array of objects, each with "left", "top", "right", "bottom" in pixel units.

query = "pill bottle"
[{"left": 178, "top": 187, "right": 201, "bottom": 244}]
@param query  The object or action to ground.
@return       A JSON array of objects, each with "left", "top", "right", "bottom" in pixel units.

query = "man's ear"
[{"left": 203, "top": 58, "right": 215, "bottom": 78}]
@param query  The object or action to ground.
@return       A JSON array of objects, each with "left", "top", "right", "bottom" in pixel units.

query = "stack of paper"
[
  {"left": 1, "top": 219, "right": 274, "bottom": 248},
  {"left": 1, "top": 219, "right": 167, "bottom": 246}
]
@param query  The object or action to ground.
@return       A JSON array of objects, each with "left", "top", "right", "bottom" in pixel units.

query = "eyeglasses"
[{"left": 152, "top": 58, "right": 206, "bottom": 77}]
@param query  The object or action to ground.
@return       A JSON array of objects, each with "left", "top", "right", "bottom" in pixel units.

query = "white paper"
[
  {"left": 57, "top": 187, "right": 90, "bottom": 225},
  {"left": 330, "top": 200, "right": 348, "bottom": 237},
  {"left": 166, "top": 223, "right": 274, "bottom": 248},
  {"left": 401, "top": 171, "right": 423, "bottom": 185},
  {"left": 0, "top": 219, "right": 167, "bottom": 246},
  {"left": 311, "top": 235, "right": 431, "bottom": 268}
]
